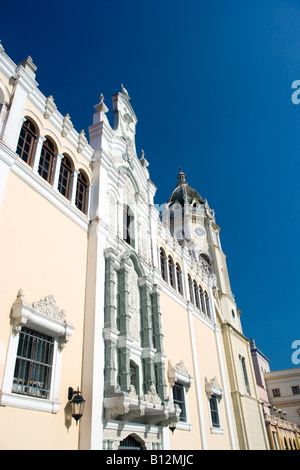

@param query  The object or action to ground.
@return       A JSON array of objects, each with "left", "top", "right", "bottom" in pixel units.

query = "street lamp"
[
  {"left": 68, "top": 387, "right": 86, "bottom": 424},
  {"left": 169, "top": 422, "right": 177, "bottom": 434}
]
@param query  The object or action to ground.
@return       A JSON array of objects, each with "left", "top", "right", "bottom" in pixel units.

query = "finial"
[
  {"left": 17, "top": 289, "right": 24, "bottom": 299},
  {"left": 176, "top": 167, "right": 187, "bottom": 186},
  {"left": 121, "top": 83, "right": 130, "bottom": 100},
  {"left": 140, "top": 149, "right": 149, "bottom": 168}
]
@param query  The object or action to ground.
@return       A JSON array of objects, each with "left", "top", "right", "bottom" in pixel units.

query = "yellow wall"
[
  {"left": 160, "top": 290, "right": 232, "bottom": 449},
  {"left": 0, "top": 171, "right": 88, "bottom": 449}
]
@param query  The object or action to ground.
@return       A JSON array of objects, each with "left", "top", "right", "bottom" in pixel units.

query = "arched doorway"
[{"left": 118, "top": 435, "right": 142, "bottom": 450}]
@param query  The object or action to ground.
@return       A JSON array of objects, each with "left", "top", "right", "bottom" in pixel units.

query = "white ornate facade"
[{"left": 0, "top": 43, "right": 269, "bottom": 450}]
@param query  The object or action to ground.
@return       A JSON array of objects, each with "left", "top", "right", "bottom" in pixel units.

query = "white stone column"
[
  {"left": 187, "top": 303, "right": 207, "bottom": 449},
  {"left": 32, "top": 134, "right": 46, "bottom": 173},
  {"left": 86, "top": 182, "right": 92, "bottom": 217},
  {"left": 70, "top": 168, "right": 79, "bottom": 205},
  {"left": 52, "top": 152, "right": 63, "bottom": 190},
  {"left": 0, "top": 101, "right": 9, "bottom": 140},
  {"left": 2, "top": 57, "right": 37, "bottom": 152}
]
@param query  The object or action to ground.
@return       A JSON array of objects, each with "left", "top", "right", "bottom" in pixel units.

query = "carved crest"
[
  {"left": 33, "top": 294, "right": 66, "bottom": 322},
  {"left": 144, "top": 385, "right": 162, "bottom": 406}
]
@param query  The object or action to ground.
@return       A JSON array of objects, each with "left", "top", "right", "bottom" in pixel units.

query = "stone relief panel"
[
  {"left": 138, "top": 222, "right": 149, "bottom": 261},
  {"left": 128, "top": 261, "right": 141, "bottom": 343}
]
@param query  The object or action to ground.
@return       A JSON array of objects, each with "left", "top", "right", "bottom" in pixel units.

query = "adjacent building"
[
  {"left": 0, "top": 43, "right": 269, "bottom": 450},
  {"left": 250, "top": 340, "right": 300, "bottom": 450}
]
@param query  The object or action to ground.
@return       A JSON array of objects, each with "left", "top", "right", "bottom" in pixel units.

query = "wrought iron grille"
[{"left": 12, "top": 327, "right": 54, "bottom": 399}]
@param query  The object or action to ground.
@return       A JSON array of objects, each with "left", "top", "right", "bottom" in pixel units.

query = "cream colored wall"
[
  {"left": 160, "top": 291, "right": 232, "bottom": 450},
  {"left": 192, "top": 317, "right": 232, "bottom": 450},
  {"left": 0, "top": 171, "right": 88, "bottom": 449},
  {"left": 160, "top": 292, "right": 202, "bottom": 449}
]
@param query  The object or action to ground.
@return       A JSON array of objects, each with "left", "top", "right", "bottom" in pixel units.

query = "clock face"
[{"left": 194, "top": 226, "right": 206, "bottom": 238}]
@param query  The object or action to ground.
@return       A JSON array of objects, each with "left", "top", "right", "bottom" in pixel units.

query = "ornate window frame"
[
  {"left": 0, "top": 290, "right": 74, "bottom": 413},
  {"left": 168, "top": 360, "right": 193, "bottom": 431}
]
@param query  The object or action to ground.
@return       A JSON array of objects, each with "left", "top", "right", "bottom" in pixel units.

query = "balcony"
[{"left": 104, "top": 385, "right": 181, "bottom": 427}]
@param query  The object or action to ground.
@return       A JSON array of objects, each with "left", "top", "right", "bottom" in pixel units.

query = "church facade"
[{"left": 0, "top": 44, "right": 269, "bottom": 450}]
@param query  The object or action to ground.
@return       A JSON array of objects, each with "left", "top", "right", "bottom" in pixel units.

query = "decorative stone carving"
[
  {"left": 61, "top": 113, "right": 73, "bottom": 137},
  {"left": 10, "top": 290, "right": 74, "bottom": 349},
  {"left": 175, "top": 360, "right": 189, "bottom": 376},
  {"left": 205, "top": 376, "right": 223, "bottom": 400},
  {"left": 77, "top": 129, "right": 87, "bottom": 153},
  {"left": 32, "top": 294, "right": 66, "bottom": 322},
  {"left": 144, "top": 385, "right": 162, "bottom": 406},
  {"left": 44, "top": 95, "right": 57, "bottom": 119},
  {"left": 128, "top": 385, "right": 138, "bottom": 399},
  {"left": 128, "top": 262, "right": 140, "bottom": 342},
  {"left": 168, "top": 360, "right": 193, "bottom": 390},
  {"left": 140, "top": 149, "right": 149, "bottom": 168}
]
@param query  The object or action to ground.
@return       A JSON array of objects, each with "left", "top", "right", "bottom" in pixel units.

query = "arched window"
[
  {"left": 193, "top": 281, "right": 200, "bottom": 309},
  {"left": 123, "top": 204, "right": 134, "bottom": 247},
  {"left": 199, "top": 286, "right": 205, "bottom": 312},
  {"left": 76, "top": 171, "right": 88, "bottom": 214},
  {"left": 129, "top": 360, "right": 139, "bottom": 394},
  {"left": 188, "top": 274, "right": 194, "bottom": 304},
  {"left": 38, "top": 138, "right": 55, "bottom": 183},
  {"left": 168, "top": 256, "right": 175, "bottom": 289},
  {"left": 160, "top": 248, "right": 167, "bottom": 281},
  {"left": 58, "top": 154, "right": 72, "bottom": 200},
  {"left": 176, "top": 263, "right": 183, "bottom": 295},
  {"left": 16, "top": 119, "right": 37, "bottom": 166},
  {"left": 200, "top": 253, "right": 211, "bottom": 266},
  {"left": 205, "top": 292, "right": 211, "bottom": 319}
]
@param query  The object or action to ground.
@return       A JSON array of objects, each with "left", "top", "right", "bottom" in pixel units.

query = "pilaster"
[{"left": 2, "top": 56, "right": 37, "bottom": 152}]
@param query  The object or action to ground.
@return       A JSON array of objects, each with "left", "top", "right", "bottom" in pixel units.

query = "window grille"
[{"left": 12, "top": 327, "right": 54, "bottom": 399}]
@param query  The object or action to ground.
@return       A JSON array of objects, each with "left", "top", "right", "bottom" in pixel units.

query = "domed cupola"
[
  {"left": 162, "top": 169, "right": 209, "bottom": 251},
  {"left": 168, "top": 168, "right": 205, "bottom": 207}
]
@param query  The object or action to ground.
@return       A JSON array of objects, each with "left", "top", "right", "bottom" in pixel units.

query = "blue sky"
[{"left": 2, "top": 0, "right": 300, "bottom": 371}]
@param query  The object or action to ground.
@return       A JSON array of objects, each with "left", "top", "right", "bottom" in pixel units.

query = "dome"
[{"left": 168, "top": 168, "right": 204, "bottom": 206}]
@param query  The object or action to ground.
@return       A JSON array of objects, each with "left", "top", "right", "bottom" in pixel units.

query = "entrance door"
[{"left": 118, "top": 435, "right": 142, "bottom": 450}]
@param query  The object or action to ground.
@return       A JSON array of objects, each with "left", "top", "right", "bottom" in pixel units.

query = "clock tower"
[
  {"left": 162, "top": 169, "right": 241, "bottom": 329},
  {"left": 162, "top": 168, "right": 210, "bottom": 255}
]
